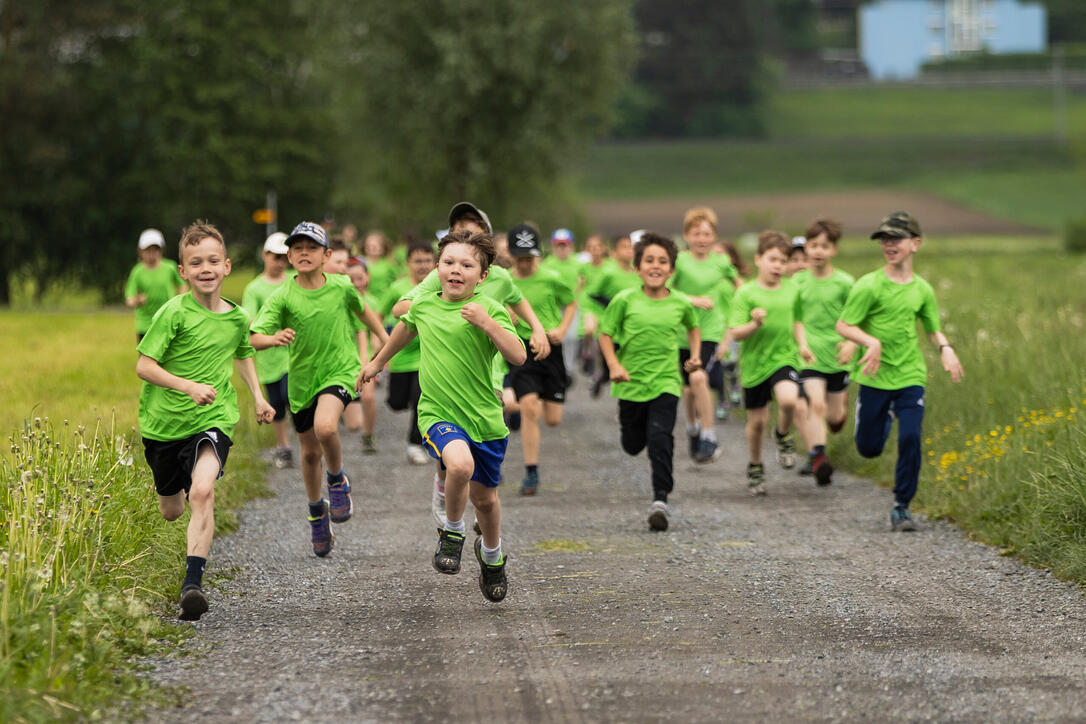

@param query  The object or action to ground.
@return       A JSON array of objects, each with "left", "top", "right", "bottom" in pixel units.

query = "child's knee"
[
  {"left": 688, "top": 369, "right": 707, "bottom": 387},
  {"left": 856, "top": 437, "right": 884, "bottom": 458},
  {"left": 313, "top": 421, "right": 338, "bottom": 444},
  {"left": 470, "top": 486, "right": 498, "bottom": 512},
  {"left": 443, "top": 456, "right": 474, "bottom": 481},
  {"left": 621, "top": 437, "right": 645, "bottom": 456},
  {"left": 160, "top": 500, "right": 184, "bottom": 521},
  {"left": 188, "top": 481, "right": 214, "bottom": 508}
]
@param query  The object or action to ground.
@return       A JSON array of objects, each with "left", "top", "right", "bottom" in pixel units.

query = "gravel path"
[{"left": 147, "top": 377, "right": 1086, "bottom": 722}]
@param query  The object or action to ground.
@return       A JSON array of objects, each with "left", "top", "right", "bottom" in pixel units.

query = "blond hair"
[{"left": 683, "top": 206, "right": 718, "bottom": 234}]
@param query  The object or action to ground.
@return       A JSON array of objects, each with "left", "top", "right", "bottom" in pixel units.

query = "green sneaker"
[
  {"left": 433, "top": 529, "right": 466, "bottom": 574},
  {"left": 775, "top": 431, "right": 796, "bottom": 469},
  {"left": 474, "top": 537, "right": 508, "bottom": 602},
  {"left": 747, "top": 463, "right": 767, "bottom": 496}
]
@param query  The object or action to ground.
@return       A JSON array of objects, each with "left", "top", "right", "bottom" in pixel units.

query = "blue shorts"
[{"left": 423, "top": 422, "right": 508, "bottom": 488}]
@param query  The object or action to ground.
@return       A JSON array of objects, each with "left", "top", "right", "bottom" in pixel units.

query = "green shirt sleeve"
[
  {"left": 918, "top": 282, "right": 940, "bottom": 333},
  {"left": 599, "top": 290, "right": 627, "bottom": 339},
  {"left": 124, "top": 265, "right": 140, "bottom": 299},
  {"left": 251, "top": 286, "right": 286, "bottom": 334}
]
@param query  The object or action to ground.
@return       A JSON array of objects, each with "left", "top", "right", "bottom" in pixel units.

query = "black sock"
[
  {"left": 308, "top": 500, "right": 325, "bottom": 518},
  {"left": 526, "top": 464, "right": 538, "bottom": 475},
  {"left": 183, "top": 556, "right": 206, "bottom": 589},
  {"left": 814, "top": 444, "right": 826, "bottom": 456},
  {"left": 326, "top": 469, "right": 344, "bottom": 485},
  {"left": 774, "top": 428, "right": 786, "bottom": 442}
]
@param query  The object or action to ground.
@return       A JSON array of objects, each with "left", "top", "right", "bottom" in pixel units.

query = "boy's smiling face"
[
  {"left": 636, "top": 242, "right": 674, "bottom": 291},
  {"left": 877, "top": 235, "right": 920, "bottom": 265},
  {"left": 179, "top": 237, "right": 231, "bottom": 295},
  {"left": 438, "top": 241, "right": 487, "bottom": 301},
  {"left": 287, "top": 239, "right": 330, "bottom": 274}
]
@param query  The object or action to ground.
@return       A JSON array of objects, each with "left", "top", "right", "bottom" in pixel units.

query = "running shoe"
[
  {"left": 715, "top": 402, "right": 729, "bottom": 421},
  {"left": 520, "top": 468, "right": 540, "bottom": 496},
  {"left": 775, "top": 432, "right": 796, "bottom": 469},
  {"left": 327, "top": 475, "right": 353, "bottom": 523},
  {"left": 406, "top": 444, "right": 430, "bottom": 465},
  {"left": 433, "top": 529, "right": 466, "bottom": 574},
  {"left": 273, "top": 448, "right": 294, "bottom": 469},
  {"left": 688, "top": 433, "right": 700, "bottom": 460},
  {"left": 474, "top": 537, "right": 508, "bottom": 602},
  {"left": 361, "top": 434, "right": 377, "bottom": 455},
  {"left": 729, "top": 389, "right": 742, "bottom": 406},
  {"left": 747, "top": 463, "right": 767, "bottom": 496},
  {"left": 799, "top": 456, "right": 814, "bottom": 476},
  {"left": 891, "top": 505, "right": 918, "bottom": 532},
  {"left": 308, "top": 501, "right": 334, "bottom": 557},
  {"left": 431, "top": 473, "right": 446, "bottom": 531},
  {"left": 694, "top": 438, "right": 721, "bottom": 464},
  {"left": 178, "top": 584, "right": 209, "bottom": 621},
  {"left": 647, "top": 500, "right": 670, "bottom": 531},
  {"left": 813, "top": 452, "right": 834, "bottom": 486}
]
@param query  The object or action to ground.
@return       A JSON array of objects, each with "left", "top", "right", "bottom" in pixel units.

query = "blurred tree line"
[{"left": 1, "top": 0, "right": 808, "bottom": 304}]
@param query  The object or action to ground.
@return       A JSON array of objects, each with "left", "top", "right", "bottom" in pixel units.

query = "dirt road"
[{"left": 148, "top": 379, "right": 1086, "bottom": 722}]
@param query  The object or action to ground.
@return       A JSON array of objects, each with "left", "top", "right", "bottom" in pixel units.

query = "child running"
[
  {"left": 241, "top": 232, "right": 294, "bottom": 469},
  {"left": 836, "top": 212, "right": 963, "bottom": 531},
  {"left": 599, "top": 232, "right": 700, "bottom": 532},
  {"left": 125, "top": 228, "right": 185, "bottom": 342},
  {"left": 727, "top": 231, "right": 815, "bottom": 495},
  {"left": 507, "top": 223, "right": 577, "bottom": 495},
  {"left": 360, "top": 229, "right": 526, "bottom": 602},
  {"left": 584, "top": 233, "right": 640, "bottom": 397},
  {"left": 250, "top": 222, "right": 388, "bottom": 557},
  {"left": 343, "top": 255, "right": 380, "bottom": 454},
  {"left": 136, "top": 221, "right": 274, "bottom": 620},
  {"left": 792, "top": 218, "right": 855, "bottom": 486}
]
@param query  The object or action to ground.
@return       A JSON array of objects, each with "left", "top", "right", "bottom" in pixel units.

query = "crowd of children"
[{"left": 131, "top": 204, "right": 963, "bottom": 620}]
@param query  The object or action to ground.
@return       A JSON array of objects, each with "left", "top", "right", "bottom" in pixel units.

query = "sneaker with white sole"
[
  {"left": 406, "top": 444, "right": 430, "bottom": 465},
  {"left": 891, "top": 505, "right": 918, "bottom": 532},
  {"left": 647, "top": 500, "right": 670, "bottom": 531},
  {"left": 747, "top": 463, "right": 767, "bottom": 496},
  {"left": 431, "top": 473, "right": 446, "bottom": 531},
  {"left": 775, "top": 432, "right": 796, "bottom": 469}
]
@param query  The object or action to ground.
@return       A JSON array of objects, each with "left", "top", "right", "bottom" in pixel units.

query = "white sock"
[
  {"left": 444, "top": 518, "right": 465, "bottom": 534},
  {"left": 434, "top": 473, "right": 445, "bottom": 496},
  {"left": 481, "top": 539, "right": 503, "bottom": 565},
  {"left": 687, "top": 423, "right": 700, "bottom": 437},
  {"left": 701, "top": 428, "right": 717, "bottom": 443}
]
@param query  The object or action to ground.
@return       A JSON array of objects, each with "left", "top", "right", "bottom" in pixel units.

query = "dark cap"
[
  {"left": 448, "top": 201, "right": 493, "bottom": 234},
  {"left": 508, "top": 223, "right": 542, "bottom": 257},
  {"left": 286, "top": 221, "right": 329, "bottom": 248},
  {"left": 871, "top": 211, "right": 921, "bottom": 240}
]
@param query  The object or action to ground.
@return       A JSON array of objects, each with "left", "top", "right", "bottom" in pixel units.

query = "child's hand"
[
  {"left": 583, "top": 314, "right": 598, "bottom": 337},
  {"left": 461, "top": 302, "right": 492, "bottom": 329},
  {"left": 255, "top": 398, "right": 275, "bottom": 424},
  {"left": 799, "top": 346, "right": 816, "bottom": 365},
  {"left": 187, "top": 382, "right": 217, "bottom": 406},
  {"left": 750, "top": 308, "right": 767, "bottom": 325},
  {"left": 529, "top": 330, "right": 551, "bottom": 360},
  {"left": 134, "top": 293, "right": 147, "bottom": 307},
  {"left": 358, "top": 363, "right": 379, "bottom": 390},
  {"left": 691, "top": 296, "right": 715, "bottom": 311},
  {"left": 683, "top": 356, "right": 702, "bottom": 373},
  {"left": 857, "top": 339, "right": 882, "bottom": 378},
  {"left": 942, "top": 346, "right": 964, "bottom": 383},
  {"left": 610, "top": 364, "right": 630, "bottom": 383},
  {"left": 271, "top": 329, "right": 295, "bottom": 346},
  {"left": 836, "top": 340, "right": 857, "bottom": 366},
  {"left": 546, "top": 328, "right": 563, "bottom": 345}
]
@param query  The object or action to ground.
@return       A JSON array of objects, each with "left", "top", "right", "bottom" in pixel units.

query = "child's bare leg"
[
  {"left": 298, "top": 429, "right": 323, "bottom": 502},
  {"left": 747, "top": 406, "right": 768, "bottom": 463},
  {"left": 470, "top": 481, "right": 501, "bottom": 549},
  {"left": 520, "top": 393, "right": 541, "bottom": 466},
  {"left": 502, "top": 387, "right": 519, "bottom": 415},
  {"left": 543, "top": 400, "right": 563, "bottom": 427},
  {"left": 159, "top": 492, "right": 185, "bottom": 521},
  {"left": 827, "top": 389, "right": 849, "bottom": 431},
  {"left": 794, "top": 396, "right": 812, "bottom": 450},
  {"left": 273, "top": 419, "right": 290, "bottom": 449},
  {"left": 803, "top": 378, "right": 828, "bottom": 449},
  {"left": 186, "top": 444, "right": 219, "bottom": 558},
  {"left": 361, "top": 385, "right": 377, "bottom": 436},
  {"left": 688, "top": 369, "right": 714, "bottom": 432},
  {"left": 440, "top": 440, "right": 474, "bottom": 524},
  {"left": 682, "top": 386, "right": 697, "bottom": 427},
  {"left": 773, "top": 380, "right": 799, "bottom": 435},
  {"left": 342, "top": 400, "right": 363, "bottom": 432},
  {"left": 313, "top": 395, "right": 347, "bottom": 475}
]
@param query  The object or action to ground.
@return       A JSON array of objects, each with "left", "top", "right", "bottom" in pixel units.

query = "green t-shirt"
[
  {"left": 402, "top": 290, "right": 521, "bottom": 442},
  {"left": 540, "top": 255, "right": 582, "bottom": 296},
  {"left": 727, "top": 280, "right": 803, "bottom": 388},
  {"left": 380, "top": 277, "right": 422, "bottom": 372},
  {"left": 125, "top": 261, "right": 184, "bottom": 334},
  {"left": 252, "top": 273, "right": 367, "bottom": 413},
  {"left": 137, "top": 293, "right": 255, "bottom": 441},
  {"left": 670, "top": 251, "right": 737, "bottom": 347},
  {"left": 242, "top": 275, "right": 290, "bottom": 384},
  {"left": 601, "top": 288, "right": 697, "bottom": 402},
  {"left": 839, "top": 269, "right": 940, "bottom": 390},
  {"left": 365, "top": 257, "right": 399, "bottom": 304},
  {"left": 793, "top": 268, "right": 855, "bottom": 375},
  {"left": 585, "top": 260, "right": 641, "bottom": 309},
  {"left": 511, "top": 268, "right": 575, "bottom": 338},
  {"left": 577, "top": 259, "right": 609, "bottom": 335}
]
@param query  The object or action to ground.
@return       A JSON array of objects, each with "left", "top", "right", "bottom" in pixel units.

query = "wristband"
[{"left": 939, "top": 344, "right": 953, "bottom": 352}]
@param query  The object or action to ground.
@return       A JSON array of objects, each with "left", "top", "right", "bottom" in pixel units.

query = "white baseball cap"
[
  {"left": 263, "top": 232, "right": 289, "bottom": 254},
  {"left": 138, "top": 228, "right": 165, "bottom": 250}
]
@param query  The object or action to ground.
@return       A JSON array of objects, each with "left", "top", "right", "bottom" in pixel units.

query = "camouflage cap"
[{"left": 870, "top": 211, "right": 921, "bottom": 240}]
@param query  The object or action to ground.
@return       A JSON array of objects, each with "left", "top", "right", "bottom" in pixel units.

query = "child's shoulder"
[{"left": 609, "top": 286, "right": 641, "bottom": 306}]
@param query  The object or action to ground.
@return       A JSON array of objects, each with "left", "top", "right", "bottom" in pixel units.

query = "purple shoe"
[
  {"left": 328, "top": 474, "right": 353, "bottom": 523},
  {"left": 308, "top": 501, "right": 334, "bottom": 557}
]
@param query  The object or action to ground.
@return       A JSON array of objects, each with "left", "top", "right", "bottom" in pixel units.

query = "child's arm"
[
  {"left": 359, "top": 322, "right": 417, "bottom": 389},
  {"left": 357, "top": 329, "right": 370, "bottom": 367},
  {"left": 509, "top": 298, "right": 551, "bottom": 361},
  {"left": 835, "top": 320, "right": 882, "bottom": 378},
  {"left": 391, "top": 298, "right": 412, "bottom": 319},
  {"left": 233, "top": 357, "right": 275, "bottom": 423},
  {"left": 683, "top": 327, "right": 703, "bottom": 372},
  {"left": 249, "top": 329, "right": 295, "bottom": 351},
  {"left": 598, "top": 333, "right": 629, "bottom": 382},
  {"left": 136, "top": 354, "right": 217, "bottom": 406},
  {"left": 729, "top": 308, "right": 766, "bottom": 341},
  {"left": 462, "top": 303, "right": 526, "bottom": 366},
  {"left": 688, "top": 295, "right": 715, "bottom": 311},
  {"left": 549, "top": 302, "right": 579, "bottom": 344},
  {"left": 793, "top": 322, "right": 815, "bottom": 365},
  {"left": 355, "top": 306, "right": 390, "bottom": 353},
  {"left": 929, "top": 331, "right": 964, "bottom": 383},
  {"left": 715, "top": 329, "right": 733, "bottom": 360}
]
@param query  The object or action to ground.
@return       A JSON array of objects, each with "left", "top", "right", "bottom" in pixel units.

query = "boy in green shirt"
[
  {"left": 125, "top": 228, "right": 185, "bottom": 342},
  {"left": 585, "top": 233, "right": 640, "bottom": 397},
  {"left": 727, "top": 231, "right": 815, "bottom": 495},
  {"left": 541, "top": 228, "right": 582, "bottom": 376},
  {"left": 600, "top": 233, "right": 700, "bottom": 532},
  {"left": 507, "top": 223, "right": 577, "bottom": 495},
  {"left": 792, "top": 218, "right": 855, "bottom": 486},
  {"left": 250, "top": 222, "right": 388, "bottom": 558},
  {"left": 242, "top": 232, "right": 294, "bottom": 469},
  {"left": 136, "top": 221, "right": 274, "bottom": 620},
  {"left": 836, "top": 212, "right": 964, "bottom": 531},
  {"left": 360, "top": 229, "right": 526, "bottom": 602},
  {"left": 379, "top": 241, "right": 436, "bottom": 466}
]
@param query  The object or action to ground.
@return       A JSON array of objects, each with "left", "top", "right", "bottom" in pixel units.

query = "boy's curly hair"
[
  {"left": 634, "top": 232, "right": 678, "bottom": 268},
  {"left": 805, "top": 217, "right": 842, "bottom": 243}
]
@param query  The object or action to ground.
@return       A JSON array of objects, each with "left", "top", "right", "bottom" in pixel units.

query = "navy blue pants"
[
  {"left": 618, "top": 393, "right": 678, "bottom": 503},
  {"left": 854, "top": 385, "right": 925, "bottom": 507}
]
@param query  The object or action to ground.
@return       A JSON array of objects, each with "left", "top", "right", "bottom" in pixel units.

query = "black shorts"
[
  {"left": 799, "top": 369, "right": 851, "bottom": 393},
  {"left": 292, "top": 385, "right": 356, "bottom": 433},
  {"left": 679, "top": 341, "right": 718, "bottom": 386},
  {"left": 265, "top": 374, "right": 289, "bottom": 421},
  {"left": 744, "top": 366, "right": 801, "bottom": 410},
  {"left": 142, "top": 428, "right": 231, "bottom": 497},
  {"left": 386, "top": 370, "right": 421, "bottom": 411},
  {"left": 509, "top": 342, "right": 567, "bottom": 403}
]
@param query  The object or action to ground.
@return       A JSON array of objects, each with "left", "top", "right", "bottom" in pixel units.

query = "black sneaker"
[
  {"left": 474, "top": 538, "right": 508, "bottom": 602},
  {"left": 799, "top": 456, "right": 814, "bottom": 476},
  {"left": 694, "top": 438, "right": 721, "bottom": 464},
  {"left": 179, "top": 584, "right": 209, "bottom": 621},
  {"left": 433, "top": 529, "right": 466, "bottom": 574}
]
